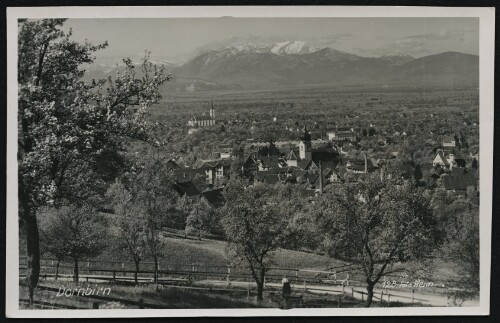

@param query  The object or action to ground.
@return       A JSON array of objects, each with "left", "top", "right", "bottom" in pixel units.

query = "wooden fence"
[
  {"left": 350, "top": 288, "right": 429, "bottom": 305},
  {"left": 19, "top": 258, "right": 365, "bottom": 288},
  {"left": 19, "top": 257, "right": 452, "bottom": 292},
  {"left": 19, "top": 257, "right": 452, "bottom": 308}
]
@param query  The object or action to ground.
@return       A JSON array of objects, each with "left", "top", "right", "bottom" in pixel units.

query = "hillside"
[
  {"left": 80, "top": 42, "right": 479, "bottom": 91},
  {"left": 174, "top": 45, "right": 478, "bottom": 89},
  {"left": 391, "top": 51, "right": 479, "bottom": 86},
  {"left": 96, "top": 235, "right": 338, "bottom": 270}
]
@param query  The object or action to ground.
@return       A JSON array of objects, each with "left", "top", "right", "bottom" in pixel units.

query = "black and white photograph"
[{"left": 5, "top": 6, "right": 494, "bottom": 318}]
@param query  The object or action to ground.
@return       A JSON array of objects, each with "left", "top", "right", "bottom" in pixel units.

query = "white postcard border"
[{"left": 5, "top": 5, "right": 495, "bottom": 318}]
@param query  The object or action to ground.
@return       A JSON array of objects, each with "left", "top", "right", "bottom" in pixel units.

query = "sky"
[{"left": 64, "top": 17, "right": 479, "bottom": 63}]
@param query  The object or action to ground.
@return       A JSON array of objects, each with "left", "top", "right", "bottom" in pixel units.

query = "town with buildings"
[{"left": 169, "top": 106, "right": 479, "bottom": 212}]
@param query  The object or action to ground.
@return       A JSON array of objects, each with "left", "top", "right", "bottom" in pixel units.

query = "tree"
[
  {"left": 17, "top": 19, "right": 171, "bottom": 301},
  {"left": 38, "top": 205, "right": 107, "bottom": 282},
  {"left": 430, "top": 190, "right": 479, "bottom": 306},
  {"left": 134, "top": 151, "right": 178, "bottom": 284},
  {"left": 313, "top": 173, "right": 436, "bottom": 307},
  {"left": 275, "top": 184, "right": 314, "bottom": 251},
  {"left": 221, "top": 180, "right": 290, "bottom": 300},
  {"left": 185, "top": 203, "right": 222, "bottom": 239},
  {"left": 176, "top": 194, "right": 193, "bottom": 236},
  {"left": 106, "top": 181, "right": 147, "bottom": 284},
  {"left": 440, "top": 207, "right": 479, "bottom": 306},
  {"left": 185, "top": 205, "right": 204, "bottom": 240},
  {"left": 39, "top": 208, "right": 69, "bottom": 281}
]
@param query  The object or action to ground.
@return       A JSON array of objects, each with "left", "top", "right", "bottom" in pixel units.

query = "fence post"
[
  {"left": 139, "top": 298, "right": 144, "bottom": 309},
  {"left": 304, "top": 279, "right": 307, "bottom": 291},
  {"left": 388, "top": 294, "right": 391, "bottom": 306},
  {"left": 351, "top": 288, "right": 354, "bottom": 297},
  {"left": 380, "top": 291, "right": 384, "bottom": 305},
  {"left": 342, "top": 284, "right": 345, "bottom": 295},
  {"left": 113, "top": 270, "right": 116, "bottom": 283},
  {"left": 93, "top": 302, "right": 99, "bottom": 309},
  {"left": 412, "top": 289, "right": 415, "bottom": 304}
]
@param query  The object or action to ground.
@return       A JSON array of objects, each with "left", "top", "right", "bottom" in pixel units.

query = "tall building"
[{"left": 298, "top": 127, "right": 312, "bottom": 160}]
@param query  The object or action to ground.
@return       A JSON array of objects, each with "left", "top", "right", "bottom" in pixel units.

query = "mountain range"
[{"left": 83, "top": 41, "right": 479, "bottom": 92}]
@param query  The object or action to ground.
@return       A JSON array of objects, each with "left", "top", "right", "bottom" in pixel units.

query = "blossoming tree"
[{"left": 17, "top": 19, "right": 171, "bottom": 302}]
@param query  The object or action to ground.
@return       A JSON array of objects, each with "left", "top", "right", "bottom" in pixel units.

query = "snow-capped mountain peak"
[
  {"left": 270, "top": 41, "right": 313, "bottom": 55},
  {"left": 209, "top": 40, "right": 321, "bottom": 56}
]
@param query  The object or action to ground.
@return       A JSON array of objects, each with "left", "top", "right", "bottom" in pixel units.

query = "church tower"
[
  {"left": 209, "top": 101, "right": 215, "bottom": 119},
  {"left": 299, "top": 126, "right": 312, "bottom": 160}
]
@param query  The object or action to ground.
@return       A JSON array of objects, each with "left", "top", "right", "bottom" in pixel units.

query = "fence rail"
[
  {"left": 20, "top": 266, "right": 364, "bottom": 287},
  {"left": 19, "top": 256, "right": 356, "bottom": 276},
  {"left": 19, "top": 257, "right": 452, "bottom": 305},
  {"left": 350, "top": 288, "right": 429, "bottom": 304}
]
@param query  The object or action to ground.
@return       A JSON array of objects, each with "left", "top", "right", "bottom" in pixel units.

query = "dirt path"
[{"left": 26, "top": 274, "right": 479, "bottom": 307}]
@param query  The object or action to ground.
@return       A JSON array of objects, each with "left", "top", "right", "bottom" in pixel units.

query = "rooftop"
[
  {"left": 173, "top": 181, "right": 201, "bottom": 197},
  {"left": 442, "top": 173, "right": 476, "bottom": 191},
  {"left": 201, "top": 189, "right": 225, "bottom": 208}
]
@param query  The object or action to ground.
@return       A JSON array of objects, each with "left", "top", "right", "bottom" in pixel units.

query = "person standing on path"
[{"left": 282, "top": 276, "right": 291, "bottom": 298}]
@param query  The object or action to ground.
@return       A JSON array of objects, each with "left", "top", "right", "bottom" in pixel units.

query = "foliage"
[
  {"left": 185, "top": 203, "right": 223, "bottom": 238},
  {"left": 313, "top": 172, "right": 436, "bottom": 306},
  {"left": 175, "top": 194, "right": 193, "bottom": 232},
  {"left": 442, "top": 208, "right": 479, "bottom": 306},
  {"left": 274, "top": 184, "right": 315, "bottom": 251},
  {"left": 220, "top": 179, "right": 292, "bottom": 300},
  {"left": 17, "top": 18, "right": 171, "bottom": 294},
  {"left": 130, "top": 150, "right": 179, "bottom": 283},
  {"left": 38, "top": 204, "right": 108, "bottom": 281},
  {"left": 106, "top": 180, "right": 147, "bottom": 283}
]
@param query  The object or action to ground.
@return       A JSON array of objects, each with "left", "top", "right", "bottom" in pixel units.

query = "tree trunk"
[
  {"left": 73, "top": 258, "right": 79, "bottom": 282},
  {"left": 134, "top": 260, "right": 140, "bottom": 284},
  {"left": 19, "top": 177, "right": 40, "bottom": 305},
  {"left": 24, "top": 208, "right": 40, "bottom": 305},
  {"left": 256, "top": 281, "right": 264, "bottom": 301},
  {"left": 153, "top": 256, "right": 158, "bottom": 284},
  {"left": 365, "top": 282, "right": 375, "bottom": 307},
  {"left": 55, "top": 260, "right": 60, "bottom": 281},
  {"left": 257, "top": 267, "right": 266, "bottom": 301}
]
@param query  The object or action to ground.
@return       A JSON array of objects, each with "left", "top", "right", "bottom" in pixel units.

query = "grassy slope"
[{"left": 96, "top": 235, "right": 338, "bottom": 271}]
